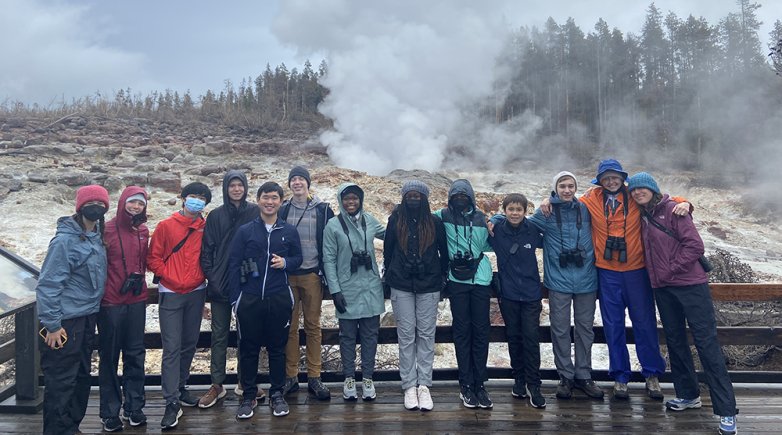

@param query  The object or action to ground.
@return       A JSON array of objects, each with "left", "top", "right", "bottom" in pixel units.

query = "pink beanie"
[{"left": 75, "top": 185, "right": 110, "bottom": 212}]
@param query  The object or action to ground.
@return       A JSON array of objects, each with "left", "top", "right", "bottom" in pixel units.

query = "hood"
[
  {"left": 447, "top": 179, "right": 475, "bottom": 210},
  {"left": 336, "top": 183, "right": 364, "bottom": 215},
  {"left": 222, "top": 170, "right": 249, "bottom": 207},
  {"left": 55, "top": 215, "right": 91, "bottom": 238},
  {"left": 115, "top": 186, "right": 148, "bottom": 229},
  {"left": 289, "top": 194, "right": 324, "bottom": 211}
]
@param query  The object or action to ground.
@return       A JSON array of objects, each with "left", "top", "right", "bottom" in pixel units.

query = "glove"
[
  {"left": 333, "top": 292, "right": 348, "bottom": 314},
  {"left": 439, "top": 280, "right": 450, "bottom": 301}
]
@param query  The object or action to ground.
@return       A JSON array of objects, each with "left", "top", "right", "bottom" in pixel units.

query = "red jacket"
[
  {"left": 147, "top": 211, "right": 206, "bottom": 294},
  {"left": 102, "top": 186, "right": 149, "bottom": 306}
]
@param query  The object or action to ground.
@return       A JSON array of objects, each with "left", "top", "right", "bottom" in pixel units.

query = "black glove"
[
  {"left": 333, "top": 292, "right": 348, "bottom": 314},
  {"left": 439, "top": 280, "right": 450, "bottom": 301}
]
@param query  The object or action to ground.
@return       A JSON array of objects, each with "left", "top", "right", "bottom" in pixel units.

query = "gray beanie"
[
  {"left": 401, "top": 180, "right": 430, "bottom": 198},
  {"left": 552, "top": 171, "right": 578, "bottom": 193}
]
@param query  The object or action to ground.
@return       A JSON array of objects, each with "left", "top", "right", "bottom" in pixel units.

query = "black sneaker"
[
  {"left": 270, "top": 392, "right": 290, "bottom": 417},
  {"left": 179, "top": 387, "right": 199, "bottom": 407},
  {"left": 475, "top": 385, "right": 493, "bottom": 409},
  {"left": 308, "top": 377, "right": 332, "bottom": 400},
  {"left": 556, "top": 378, "right": 574, "bottom": 399},
  {"left": 160, "top": 402, "right": 182, "bottom": 430},
  {"left": 282, "top": 376, "right": 299, "bottom": 395},
  {"left": 102, "top": 416, "right": 123, "bottom": 432},
  {"left": 459, "top": 384, "right": 479, "bottom": 408},
  {"left": 236, "top": 398, "right": 257, "bottom": 419},
  {"left": 511, "top": 379, "right": 528, "bottom": 399},
  {"left": 574, "top": 378, "right": 605, "bottom": 399},
  {"left": 121, "top": 409, "right": 147, "bottom": 427},
  {"left": 526, "top": 384, "right": 546, "bottom": 409}
]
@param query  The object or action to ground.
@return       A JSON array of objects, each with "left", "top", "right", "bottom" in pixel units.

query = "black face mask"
[
  {"left": 452, "top": 198, "right": 469, "bottom": 211},
  {"left": 82, "top": 204, "right": 107, "bottom": 222},
  {"left": 404, "top": 199, "right": 421, "bottom": 210},
  {"left": 130, "top": 212, "right": 146, "bottom": 227}
]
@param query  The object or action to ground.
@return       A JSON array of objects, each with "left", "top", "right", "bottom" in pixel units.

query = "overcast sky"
[{"left": 1, "top": 0, "right": 780, "bottom": 107}]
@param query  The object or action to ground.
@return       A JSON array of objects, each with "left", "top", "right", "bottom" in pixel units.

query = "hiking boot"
[
  {"left": 574, "top": 378, "right": 604, "bottom": 399},
  {"left": 719, "top": 415, "right": 737, "bottom": 435},
  {"left": 198, "top": 384, "right": 227, "bottom": 409},
  {"left": 362, "top": 378, "right": 376, "bottom": 401},
  {"left": 476, "top": 384, "right": 493, "bottom": 409},
  {"left": 459, "top": 384, "right": 478, "bottom": 408},
  {"left": 308, "top": 377, "right": 331, "bottom": 400},
  {"left": 178, "top": 387, "right": 199, "bottom": 407},
  {"left": 511, "top": 379, "right": 528, "bottom": 399},
  {"left": 645, "top": 375, "right": 664, "bottom": 401},
  {"left": 526, "top": 384, "right": 546, "bottom": 409},
  {"left": 121, "top": 409, "right": 147, "bottom": 427},
  {"left": 613, "top": 382, "right": 629, "bottom": 400},
  {"left": 236, "top": 398, "right": 257, "bottom": 419},
  {"left": 556, "top": 378, "right": 574, "bottom": 399},
  {"left": 343, "top": 377, "right": 358, "bottom": 401},
  {"left": 417, "top": 385, "right": 433, "bottom": 411},
  {"left": 234, "top": 384, "right": 266, "bottom": 401},
  {"left": 102, "top": 416, "right": 123, "bottom": 432},
  {"left": 160, "top": 402, "right": 182, "bottom": 429},
  {"left": 270, "top": 392, "right": 290, "bottom": 417},
  {"left": 404, "top": 386, "right": 419, "bottom": 410},
  {"left": 282, "top": 376, "right": 299, "bottom": 395},
  {"left": 665, "top": 397, "right": 702, "bottom": 411}
]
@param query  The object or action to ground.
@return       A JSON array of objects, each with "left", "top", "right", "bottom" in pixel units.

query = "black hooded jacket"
[{"left": 201, "top": 170, "right": 259, "bottom": 301}]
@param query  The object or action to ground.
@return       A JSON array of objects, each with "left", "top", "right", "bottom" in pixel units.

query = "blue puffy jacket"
[{"left": 488, "top": 218, "right": 543, "bottom": 302}]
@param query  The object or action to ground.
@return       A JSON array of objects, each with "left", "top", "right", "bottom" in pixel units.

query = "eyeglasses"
[{"left": 39, "top": 327, "right": 68, "bottom": 350}]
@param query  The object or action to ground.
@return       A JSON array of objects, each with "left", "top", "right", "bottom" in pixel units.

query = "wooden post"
[{"left": 14, "top": 305, "right": 39, "bottom": 401}]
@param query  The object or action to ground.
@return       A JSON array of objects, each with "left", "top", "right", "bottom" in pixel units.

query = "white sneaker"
[
  {"left": 343, "top": 377, "right": 358, "bottom": 401},
  {"left": 404, "top": 386, "right": 419, "bottom": 410},
  {"left": 417, "top": 385, "right": 433, "bottom": 411},
  {"left": 362, "top": 379, "right": 376, "bottom": 401}
]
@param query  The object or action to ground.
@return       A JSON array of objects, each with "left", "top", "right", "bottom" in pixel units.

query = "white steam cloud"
[{"left": 274, "top": 0, "right": 535, "bottom": 175}]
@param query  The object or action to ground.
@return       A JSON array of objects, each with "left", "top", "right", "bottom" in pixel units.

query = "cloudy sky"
[{"left": 1, "top": 0, "right": 780, "bottom": 107}]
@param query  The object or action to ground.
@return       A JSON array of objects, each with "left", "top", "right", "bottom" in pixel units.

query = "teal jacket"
[
  {"left": 433, "top": 179, "right": 493, "bottom": 286},
  {"left": 36, "top": 216, "right": 107, "bottom": 332},
  {"left": 322, "top": 183, "right": 386, "bottom": 320}
]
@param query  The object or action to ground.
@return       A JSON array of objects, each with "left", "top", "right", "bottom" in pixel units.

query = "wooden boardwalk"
[{"left": 2, "top": 381, "right": 780, "bottom": 434}]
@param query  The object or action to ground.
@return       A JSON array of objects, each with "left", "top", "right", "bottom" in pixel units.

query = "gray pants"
[
  {"left": 548, "top": 290, "right": 597, "bottom": 381},
  {"left": 339, "top": 316, "right": 380, "bottom": 379},
  {"left": 159, "top": 290, "right": 206, "bottom": 404},
  {"left": 391, "top": 288, "right": 439, "bottom": 390}
]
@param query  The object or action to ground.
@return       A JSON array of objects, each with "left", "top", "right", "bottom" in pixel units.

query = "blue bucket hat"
[
  {"left": 627, "top": 172, "right": 660, "bottom": 195},
  {"left": 591, "top": 159, "right": 628, "bottom": 185}
]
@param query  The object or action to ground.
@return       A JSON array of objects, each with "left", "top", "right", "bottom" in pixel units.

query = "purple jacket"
[{"left": 640, "top": 195, "right": 708, "bottom": 288}]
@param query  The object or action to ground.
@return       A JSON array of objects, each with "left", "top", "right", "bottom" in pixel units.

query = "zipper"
[{"left": 261, "top": 223, "right": 279, "bottom": 299}]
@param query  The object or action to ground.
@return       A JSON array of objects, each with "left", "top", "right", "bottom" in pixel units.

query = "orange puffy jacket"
[{"left": 147, "top": 211, "right": 206, "bottom": 293}]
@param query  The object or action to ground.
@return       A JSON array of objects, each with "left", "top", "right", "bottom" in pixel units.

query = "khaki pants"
[{"left": 285, "top": 272, "right": 324, "bottom": 378}]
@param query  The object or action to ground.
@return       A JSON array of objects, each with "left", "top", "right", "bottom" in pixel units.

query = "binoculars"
[
  {"left": 604, "top": 236, "right": 627, "bottom": 263},
  {"left": 559, "top": 249, "right": 585, "bottom": 268},
  {"left": 452, "top": 250, "right": 474, "bottom": 266},
  {"left": 120, "top": 272, "right": 145, "bottom": 296},
  {"left": 240, "top": 259, "right": 260, "bottom": 283},
  {"left": 350, "top": 251, "right": 373, "bottom": 274}
]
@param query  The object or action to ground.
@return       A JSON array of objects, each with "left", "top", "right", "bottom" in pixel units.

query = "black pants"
[
  {"left": 448, "top": 282, "right": 490, "bottom": 388},
  {"left": 41, "top": 314, "right": 97, "bottom": 435},
  {"left": 98, "top": 302, "right": 146, "bottom": 418},
  {"left": 655, "top": 283, "right": 737, "bottom": 416},
  {"left": 236, "top": 291, "right": 293, "bottom": 400},
  {"left": 499, "top": 298, "right": 542, "bottom": 385}
]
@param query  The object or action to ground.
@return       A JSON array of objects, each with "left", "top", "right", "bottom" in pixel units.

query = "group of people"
[{"left": 34, "top": 160, "right": 737, "bottom": 435}]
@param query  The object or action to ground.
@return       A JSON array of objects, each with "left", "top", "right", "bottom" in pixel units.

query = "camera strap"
[
  {"left": 162, "top": 228, "right": 196, "bottom": 264},
  {"left": 603, "top": 189, "right": 628, "bottom": 241},
  {"left": 555, "top": 202, "right": 582, "bottom": 253},
  {"left": 116, "top": 223, "right": 145, "bottom": 279},
  {"left": 337, "top": 213, "right": 367, "bottom": 254},
  {"left": 642, "top": 208, "right": 679, "bottom": 240}
]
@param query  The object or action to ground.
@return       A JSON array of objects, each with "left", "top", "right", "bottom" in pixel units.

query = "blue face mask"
[{"left": 184, "top": 197, "right": 206, "bottom": 213}]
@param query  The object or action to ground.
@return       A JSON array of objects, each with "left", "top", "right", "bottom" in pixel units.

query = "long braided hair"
[{"left": 396, "top": 195, "right": 435, "bottom": 256}]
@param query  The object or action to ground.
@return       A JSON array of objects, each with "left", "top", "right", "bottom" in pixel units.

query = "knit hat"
[
  {"left": 627, "top": 172, "right": 660, "bottom": 194},
  {"left": 288, "top": 166, "right": 311, "bottom": 187},
  {"left": 75, "top": 185, "right": 110, "bottom": 212},
  {"left": 126, "top": 193, "right": 147, "bottom": 205},
  {"left": 552, "top": 171, "right": 577, "bottom": 193},
  {"left": 181, "top": 182, "right": 212, "bottom": 204},
  {"left": 401, "top": 180, "right": 430, "bottom": 198},
  {"left": 591, "top": 159, "right": 628, "bottom": 185}
]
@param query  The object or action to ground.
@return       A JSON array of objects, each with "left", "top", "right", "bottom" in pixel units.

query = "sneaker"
[
  {"left": 459, "top": 384, "right": 479, "bottom": 408},
  {"left": 362, "top": 379, "right": 376, "bottom": 401},
  {"left": 282, "top": 376, "right": 299, "bottom": 395},
  {"left": 645, "top": 375, "right": 664, "bottom": 401},
  {"left": 476, "top": 384, "right": 493, "bottom": 409},
  {"left": 511, "top": 379, "right": 528, "bottom": 399},
  {"left": 198, "top": 384, "right": 227, "bottom": 409},
  {"left": 121, "top": 409, "right": 147, "bottom": 427},
  {"left": 526, "top": 384, "right": 546, "bottom": 409},
  {"left": 404, "top": 386, "right": 419, "bottom": 410},
  {"left": 234, "top": 384, "right": 267, "bottom": 401},
  {"left": 343, "top": 377, "right": 358, "bottom": 401},
  {"left": 179, "top": 387, "right": 199, "bottom": 407},
  {"left": 270, "top": 392, "right": 290, "bottom": 417},
  {"left": 308, "top": 377, "right": 332, "bottom": 400},
  {"left": 101, "top": 416, "right": 123, "bottom": 432},
  {"left": 417, "top": 385, "right": 433, "bottom": 411},
  {"left": 236, "top": 398, "right": 257, "bottom": 419},
  {"left": 160, "top": 402, "right": 182, "bottom": 429},
  {"left": 574, "top": 378, "right": 604, "bottom": 399},
  {"left": 556, "top": 378, "right": 574, "bottom": 399},
  {"left": 613, "top": 382, "right": 629, "bottom": 400},
  {"left": 719, "top": 415, "right": 737, "bottom": 435},
  {"left": 665, "top": 397, "right": 703, "bottom": 411}
]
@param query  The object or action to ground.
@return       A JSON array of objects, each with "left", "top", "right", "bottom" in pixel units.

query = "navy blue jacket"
[
  {"left": 228, "top": 217, "right": 303, "bottom": 304},
  {"left": 488, "top": 217, "right": 543, "bottom": 302}
]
